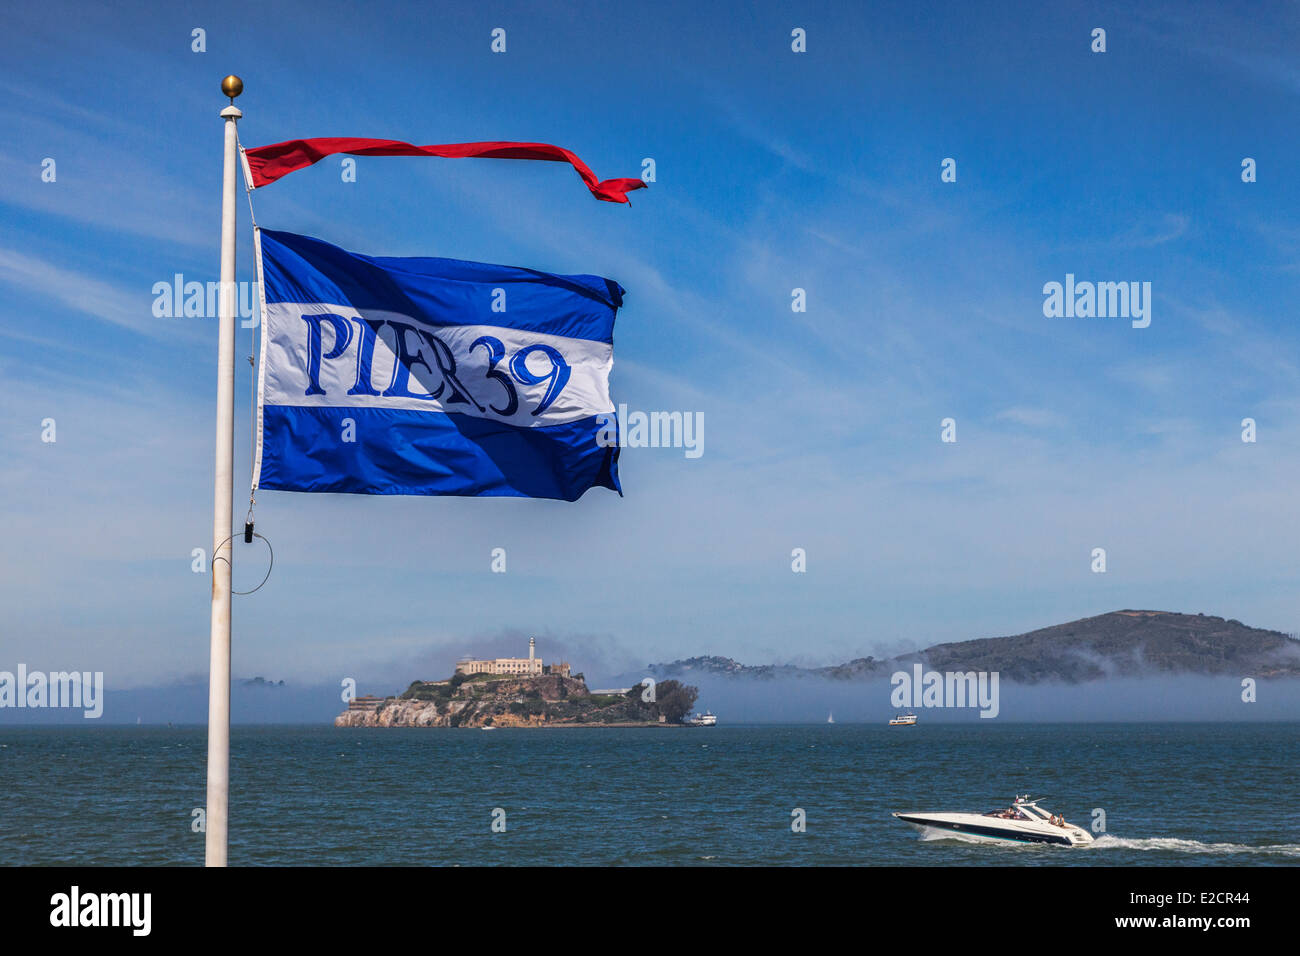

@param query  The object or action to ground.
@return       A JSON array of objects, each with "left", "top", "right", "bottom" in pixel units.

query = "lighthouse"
[{"left": 529, "top": 637, "right": 536, "bottom": 661}]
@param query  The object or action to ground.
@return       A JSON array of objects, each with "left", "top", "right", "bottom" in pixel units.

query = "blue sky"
[{"left": 3, "top": 0, "right": 1300, "bottom": 692}]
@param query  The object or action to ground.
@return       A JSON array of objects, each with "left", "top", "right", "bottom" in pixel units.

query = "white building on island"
[{"left": 455, "top": 637, "right": 569, "bottom": 678}]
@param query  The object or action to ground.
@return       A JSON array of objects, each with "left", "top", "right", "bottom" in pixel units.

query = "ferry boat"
[
  {"left": 684, "top": 710, "right": 717, "bottom": 727},
  {"left": 889, "top": 713, "right": 918, "bottom": 726}
]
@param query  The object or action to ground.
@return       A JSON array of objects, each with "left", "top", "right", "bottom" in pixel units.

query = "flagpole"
[{"left": 206, "top": 74, "right": 243, "bottom": 868}]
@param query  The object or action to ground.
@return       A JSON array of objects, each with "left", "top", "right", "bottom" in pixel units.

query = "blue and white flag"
[{"left": 253, "top": 229, "right": 623, "bottom": 500}]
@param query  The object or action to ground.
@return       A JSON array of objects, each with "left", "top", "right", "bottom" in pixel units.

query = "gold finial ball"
[{"left": 221, "top": 75, "right": 244, "bottom": 99}]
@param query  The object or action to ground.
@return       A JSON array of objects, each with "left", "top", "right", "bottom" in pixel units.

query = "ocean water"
[{"left": 2, "top": 722, "right": 1296, "bottom": 866}]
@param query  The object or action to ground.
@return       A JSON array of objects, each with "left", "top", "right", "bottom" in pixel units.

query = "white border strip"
[{"left": 239, "top": 145, "right": 255, "bottom": 193}]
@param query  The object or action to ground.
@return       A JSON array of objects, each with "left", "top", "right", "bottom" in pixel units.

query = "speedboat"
[{"left": 893, "top": 795, "right": 1094, "bottom": 847}]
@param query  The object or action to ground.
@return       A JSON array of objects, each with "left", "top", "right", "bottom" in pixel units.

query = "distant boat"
[
  {"left": 827, "top": 711, "right": 835, "bottom": 724},
  {"left": 889, "top": 713, "right": 918, "bottom": 726},
  {"left": 684, "top": 711, "right": 717, "bottom": 727}
]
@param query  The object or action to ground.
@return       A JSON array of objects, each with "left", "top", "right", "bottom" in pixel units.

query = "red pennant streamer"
[{"left": 244, "top": 137, "right": 646, "bottom": 204}]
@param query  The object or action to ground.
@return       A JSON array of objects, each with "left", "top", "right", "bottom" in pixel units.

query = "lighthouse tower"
[{"left": 529, "top": 637, "right": 536, "bottom": 661}]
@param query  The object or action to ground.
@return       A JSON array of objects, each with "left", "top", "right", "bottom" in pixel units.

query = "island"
[{"left": 336, "top": 639, "right": 700, "bottom": 728}]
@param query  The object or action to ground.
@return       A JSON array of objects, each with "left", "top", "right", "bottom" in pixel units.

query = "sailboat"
[{"left": 827, "top": 711, "right": 835, "bottom": 724}]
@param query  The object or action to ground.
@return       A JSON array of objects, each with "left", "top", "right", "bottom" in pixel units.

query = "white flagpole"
[{"left": 206, "top": 74, "right": 243, "bottom": 867}]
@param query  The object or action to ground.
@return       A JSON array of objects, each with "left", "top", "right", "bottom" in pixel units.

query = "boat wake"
[
  {"left": 1091, "top": 835, "right": 1300, "bottom": 857},
  {"left": 914, "top": 828, "right": 1300, "bottom": 856}
]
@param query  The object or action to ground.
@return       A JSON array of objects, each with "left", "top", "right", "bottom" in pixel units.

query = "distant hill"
[{"left": 648, "top": 611, "right": 1300, "bottom": 684}]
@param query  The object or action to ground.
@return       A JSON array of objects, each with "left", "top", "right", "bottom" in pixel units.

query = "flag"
[
  {"left": 243, "top": 138, "right": 647, "bottom": 203},
  {"left": 253, "top": 229, "right": 623, "bottom": 501}
]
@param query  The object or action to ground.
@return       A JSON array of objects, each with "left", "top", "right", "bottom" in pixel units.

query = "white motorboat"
[
  {"left": 684, "top": 711, "right": 717, "bottom": 726},
  {"left": 889, "top": 713, "right": 918, "bottom": 726},
  {"left": 893, "top": 795, "right": 1094, "bottom": 847}
]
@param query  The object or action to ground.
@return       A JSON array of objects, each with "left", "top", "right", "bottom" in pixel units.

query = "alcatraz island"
[{"left": 335, "top": 638, "right": 700, "bottom": 728}]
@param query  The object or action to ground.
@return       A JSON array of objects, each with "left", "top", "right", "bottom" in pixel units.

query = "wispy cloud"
[
  {"left": 1114, "top": 213, "right": 1191, "bottom": 248},
  {"left": 0, "top": 246, "right": 164, "bottom": 335},
  {"left": 996, "top": 406, "right": 1065, "bottom": 428},
  {"left": 0, "top": 78, "right": 213, "bottom": 247}
]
